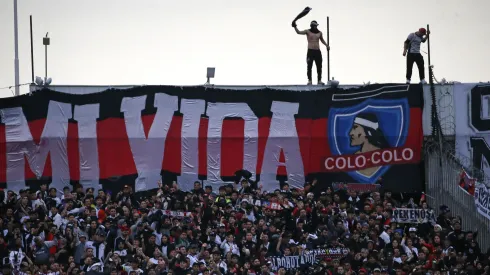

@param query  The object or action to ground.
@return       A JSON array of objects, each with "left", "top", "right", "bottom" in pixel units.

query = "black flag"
[{"left": 292, "top": 7, "right": 312, "bottom": 27}]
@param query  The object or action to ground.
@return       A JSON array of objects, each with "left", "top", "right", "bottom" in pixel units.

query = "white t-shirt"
[{"left": 407, "top": 33, "right": 423, "bottom": 54}]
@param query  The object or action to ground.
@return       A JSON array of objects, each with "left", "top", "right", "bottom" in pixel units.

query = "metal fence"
[{"left": 425, "top": 142, "right": 490, "bottom": 250}]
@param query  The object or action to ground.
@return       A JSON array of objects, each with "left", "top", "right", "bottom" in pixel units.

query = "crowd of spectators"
[{"left": 0, "top": 175, "right": 489, "bottom": 275}]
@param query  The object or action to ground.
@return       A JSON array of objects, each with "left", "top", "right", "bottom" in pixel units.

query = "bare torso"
[{"left": 306, "top": 30, "right": 322, "bottom": 50}]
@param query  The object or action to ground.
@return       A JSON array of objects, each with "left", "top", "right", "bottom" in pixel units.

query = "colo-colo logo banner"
[
  {"left": 455, "top": 84, "right": 490, "bottom": 179},
  {"left": 270, "top": 248, "right": 349, "bottom": 271},
  {"left": 474, "top": 183, "right": 490, "bottom": 221},
  {"left": 0, "top": 85, "right": 423, "bottom": 193},
  {"left": 392, "top": 208, "right": 436, "bottom": 224}
]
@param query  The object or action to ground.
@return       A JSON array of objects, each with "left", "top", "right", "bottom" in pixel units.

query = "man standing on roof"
[
  {"left": 403, "top": 28, "right": 430, "bottom": 84},
  {"left": 293, "top": 20, "right": 330, "bottom": 85}
]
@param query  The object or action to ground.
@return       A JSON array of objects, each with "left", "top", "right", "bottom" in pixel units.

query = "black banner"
[{"left": 0, "top": 84, "right": 424, "bottom": 193}]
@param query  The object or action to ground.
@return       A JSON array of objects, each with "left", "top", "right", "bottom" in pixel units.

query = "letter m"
[{"left": 1, "top": 101, "right": 72, "bottom": 192}]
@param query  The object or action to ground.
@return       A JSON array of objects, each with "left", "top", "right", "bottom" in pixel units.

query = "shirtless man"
[{"left": 294, "top": 20, "right": 330, "bottom": 85}]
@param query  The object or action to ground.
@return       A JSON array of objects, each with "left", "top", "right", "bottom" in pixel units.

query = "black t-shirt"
[
  {"left": 57, "top": 249, "right": 70, "bottom": 264},
  {"left": 173, "top": 267, "right": 191, "bottom": 275},
  {"left": 144, "top": 242, "right": 158, "bottom": 257}
]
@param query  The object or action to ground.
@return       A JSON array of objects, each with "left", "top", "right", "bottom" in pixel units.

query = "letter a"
[{"left": 260, "top": 101, "right": 305, "bottom": 191}]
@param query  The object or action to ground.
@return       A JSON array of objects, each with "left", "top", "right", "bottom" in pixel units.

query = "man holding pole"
[
  {"left": 403, "top": 28, "right": 430, "bottom": 84},
  {"left": 293, "top": 20, "right": 330, "bottom": 85}
]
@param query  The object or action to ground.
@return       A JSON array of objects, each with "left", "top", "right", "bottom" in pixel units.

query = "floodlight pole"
[
  {"left": 43, "top": 33, "right": 50, "bottom": 82},
  {"left": 30, "top": 15, "right": 35, "bottom": 83},
  {"left": 13, "top": 0, "right": 20, "bottom": 96}
]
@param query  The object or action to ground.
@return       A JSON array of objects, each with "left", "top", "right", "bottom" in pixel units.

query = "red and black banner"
[{"left": 0, "top": 84, "right": 424, "bottom": 193}]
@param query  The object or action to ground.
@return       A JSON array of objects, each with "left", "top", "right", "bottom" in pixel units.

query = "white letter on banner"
[
  {"left": 121, "top": 94, "right": 178, "bottom": 192},
  {"left": 177, "top": 99, "right": 205, "bottom": 191},
  {"left": 74, "top": 104, "right": 101, "bottom": 190},
  {"left": 206, "top": 103, "right": 258, "bottom": 188},
  {"left": 261, "top": 101, "right": 305, "bottom": 190},
  {"left": 1, "top": 101, "right": 72, "bottom": 193}
]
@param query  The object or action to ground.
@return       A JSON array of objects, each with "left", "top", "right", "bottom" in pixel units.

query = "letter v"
[{"left": 121, "top": 94, "right": 178, "bottom": 191}]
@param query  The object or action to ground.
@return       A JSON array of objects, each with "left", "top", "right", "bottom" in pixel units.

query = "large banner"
[
  {"left": 0, "top": 85, "right": 423, "bottom": 193},
  {"left": 455, "top": 84, "right": 490, "bottom": 178},
  {"left": 474, "top": 183, "right": 490, "bottom": 221}
]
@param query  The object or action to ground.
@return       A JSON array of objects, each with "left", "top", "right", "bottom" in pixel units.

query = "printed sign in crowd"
[
  {"left": 391, "top": 208, "right": 436, "bottom": 224},
  {"left": 269, "top": 248, "right": 350, "bottom": 271}
]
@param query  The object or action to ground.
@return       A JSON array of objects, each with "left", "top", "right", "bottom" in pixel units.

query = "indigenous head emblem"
[{"left": 327, "top": 98, "right": 410, "bottom": 183}]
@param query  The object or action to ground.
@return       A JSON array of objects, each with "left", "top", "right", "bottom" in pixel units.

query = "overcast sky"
[{"left": 0, "top": 0, "right": 489, "bottom": 97}]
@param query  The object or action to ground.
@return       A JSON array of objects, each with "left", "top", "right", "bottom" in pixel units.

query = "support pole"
[
  {"left": 327, "top": 16, "right": 330, "bottom": 81},
  {"left": 427, "top": 24, "right": 431, "bottom": 68},
  {"left": 30, "top": 15, "right": 34, "bottom": 83},
  {"left": 13, "top": 0, "right": 20, "bottom": 96},
  {"left": 45, "top": 44, "right": 47, "bottom": 81}
]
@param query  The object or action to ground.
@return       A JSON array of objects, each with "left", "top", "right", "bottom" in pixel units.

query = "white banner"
[
  {"left": 392, "top": 208, "right": 435, "bottom": 223},
  {"left": 454, "top": 83, "right": 490, "bottom": 178},
  {"left": 475, "top": 183, "right": 490, "bottom": 221}
]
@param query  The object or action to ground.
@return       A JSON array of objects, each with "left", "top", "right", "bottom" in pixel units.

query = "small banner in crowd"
[
  {"left": 161, "top": 210, "right": 193, "bottom": 217},
  {"left": 332, "top": 183, "right": 381, "bottom": 192},
  {"left": 270, "top": 248, "right": 349, "bottom": 271},
  {"left": 459, "top": 169, "right": 476, "bottom": 196},
  {"left": 249, "top": 198, "right": 289, "bottom": 211},
  {"left": 474, "top": 183, "right": 490, "bottom": 221},
  {"left": 392, "top": 208, "right": 435, "bottom": 223}
]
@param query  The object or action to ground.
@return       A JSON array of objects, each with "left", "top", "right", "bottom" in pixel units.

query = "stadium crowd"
[{"left": 0, "top": 174, "right": 489, "bottom": 275}]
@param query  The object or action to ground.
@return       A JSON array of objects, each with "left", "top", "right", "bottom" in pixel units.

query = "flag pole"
[
  {"left": 13, "top": 0, "right": 20, "bottom": 96},
  {"left": 327, "top": 16, "right": 330, "bottom": 81}
]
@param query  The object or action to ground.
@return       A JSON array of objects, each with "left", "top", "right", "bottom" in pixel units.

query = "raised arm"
[{"left": 294, "top": 26, "right": 307, "bottom": 35}]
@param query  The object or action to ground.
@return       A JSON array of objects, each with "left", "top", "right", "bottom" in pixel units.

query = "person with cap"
[
  {"left": 293, "top": 20, "right": 330, "bottom": 85},
  {"left": 403, "top": 27, "right": 430, "bottom": 84},
  {"left": 74, "top": 232, "right": 88, "bottom": 265}
]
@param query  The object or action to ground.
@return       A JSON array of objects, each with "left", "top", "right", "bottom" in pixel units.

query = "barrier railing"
[{"left": 425, "top": 141, "right": 490, "bottom": 250}]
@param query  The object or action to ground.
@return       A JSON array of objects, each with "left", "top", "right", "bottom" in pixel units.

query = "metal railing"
[{"left": 424, "top": 141, "right": 490, "bottom": 250}]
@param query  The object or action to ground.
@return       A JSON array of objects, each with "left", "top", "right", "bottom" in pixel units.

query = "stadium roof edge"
[{"left": 25, "top": 82, "right": 485, "bottom": 96}]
